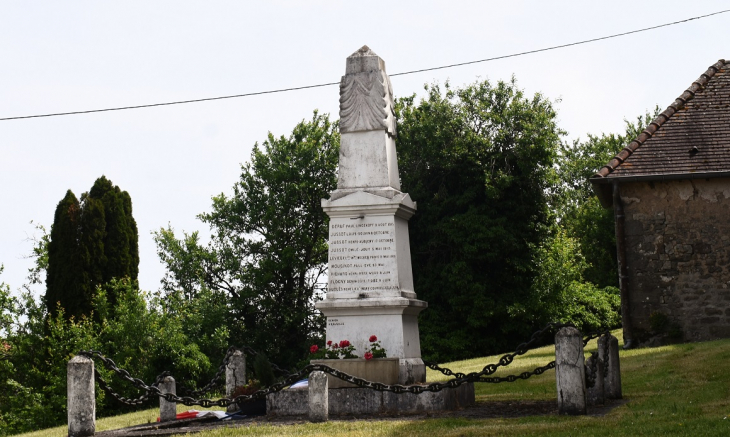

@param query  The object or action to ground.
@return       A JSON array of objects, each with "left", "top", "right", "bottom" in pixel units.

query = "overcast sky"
[{"left": 1, "top": 1, "right": 728, "bottom": 297}]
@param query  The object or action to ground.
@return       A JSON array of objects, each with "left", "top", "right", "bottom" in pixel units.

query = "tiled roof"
[{"left": 593, "top": 59, "right": 730, "bottom": 179}]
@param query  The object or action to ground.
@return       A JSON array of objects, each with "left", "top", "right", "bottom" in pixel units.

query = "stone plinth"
[
  {"left": 267, "top": 383, "right": 475, "bottom": 416},
  {"left": 311, "top": 358, "right": 399, "bottom": 388},
  {"left": 308, "top": 371, "right": 328, "bottom": 422},
  {"left": 67, "top": 355, "right": 95, "bottom": 437},
  {"left": 158, "top": 376, "right": 177, "bottom": 422},
  {"left": 555, "top": 327, "right": 587, "bottom": 415}
]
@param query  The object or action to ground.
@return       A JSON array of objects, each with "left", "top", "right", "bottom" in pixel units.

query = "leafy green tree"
[
  {"left": 554, "top": 107, "right": 661, "bottom": 288},
  {"left": 521, "top": 230, "right": 620, "bottom": 330},
  {"left": 395, "top": 79, "right": 563, "bottom": 362},
  {"left": 155, "top": 111, "right": 339, "bottom": 369},
  {"left": 45, "top": 177, "right": 139, "bottom": 319}
]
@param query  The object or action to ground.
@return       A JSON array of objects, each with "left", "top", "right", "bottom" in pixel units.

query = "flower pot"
[{"left": 310, "top": 358, "right": 400, "bottom": 389}]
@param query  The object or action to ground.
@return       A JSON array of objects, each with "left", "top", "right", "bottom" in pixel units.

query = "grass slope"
[{"left": 16, "top": 331, "right": 730, "bottom": 436}]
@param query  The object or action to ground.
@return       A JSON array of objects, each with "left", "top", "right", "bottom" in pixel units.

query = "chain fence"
[{"left": 78, "top": 322, "right": 614, "bottom": 408}]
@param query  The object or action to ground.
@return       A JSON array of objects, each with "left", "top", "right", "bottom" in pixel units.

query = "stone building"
[{"left": 591, "top": 59, "right": 730, "bottom": 347}]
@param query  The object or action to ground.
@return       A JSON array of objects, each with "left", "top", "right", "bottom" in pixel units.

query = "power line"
[{"left": 2, "top": 9, "right": 728, "bottom": 122}]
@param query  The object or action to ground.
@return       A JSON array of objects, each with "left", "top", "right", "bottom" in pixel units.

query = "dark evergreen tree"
[
  {"left": 86, "top": 176, "right": 139, "bottom": 307},
  {"left": 45, "top": 190, "right": 88, "bottom": 319},
  {"left": 45, "top": 177, "right": 139, "bottom": 318}
]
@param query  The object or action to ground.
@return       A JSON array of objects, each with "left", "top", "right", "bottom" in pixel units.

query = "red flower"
[
  {"left": 339, "top": 340, "right": 350, "bottom": 348},
  {"left": 364, "top": 352, "right": 374, "bottom": 360},
  {"left": 310, "top": 345, "right": 319, "bottom": 354},
  {"left": 369, "top": 335, "right": 378, "bottom": 342},
  {"left": 332, "top": 343, "right": 339, "bottom": 349},
  {"left": 327, "top": 340, "right": 332, "bottom": 346}
]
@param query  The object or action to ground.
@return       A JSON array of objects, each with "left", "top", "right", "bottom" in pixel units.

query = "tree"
[
  {"left": 86, "top": 176, "right": 140, "bottom": 308},
  {"left": 525, "top": 230, "right": 620, "bottom": 331},
  {"left": 45, "top": 190, "right": 87, "bottom": 318},
  {"left": 155, "top": 111, "right": 339, "bottom": 369},
  {"left": 45, "top": 176, "right": 139, "bottom": 319},
  {"left": 554, "top": 107, "right": 661, "bottom": 289},
  {"left": 395, "top": 79, "right": 563, "bottom": 362}
]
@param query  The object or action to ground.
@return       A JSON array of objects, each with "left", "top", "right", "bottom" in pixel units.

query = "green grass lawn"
[{"left": 16, "top": 330, "right": 730, "bottom": 436}]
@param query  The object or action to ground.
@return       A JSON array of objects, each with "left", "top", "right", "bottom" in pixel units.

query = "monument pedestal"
[
  {"left": 317, "top": 297, "right": 427, "bottom": 384},
  {"left": 318, "top": 189, "right": 427, "bottom": 384}
]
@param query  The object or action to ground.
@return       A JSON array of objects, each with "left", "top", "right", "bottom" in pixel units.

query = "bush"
[{"left": 520, "top": 229, "right": 621, "bottom": 332}]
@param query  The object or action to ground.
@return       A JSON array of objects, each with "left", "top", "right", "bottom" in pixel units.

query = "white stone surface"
[
  {"left": 316, "top": 46, "right": 426, "bottom": 384},
  {"left": 308, "top": 371, "right": 328, "bottom": 423},
  {"left": 159, "top": 376, "right": 177, "bottom": 422},
  {"left": 316, "top": 306, "right": 424, "bottom": 359},
  {"left": 226, "top": 349, "right": 246, "bottom": 396},
  {"left": 338, "top": 131, "right": 400, "bottom": 190},
  {"left": 555, "top": 327, "right": 587, "bottom": 415},
  {"left": 339, "top": 46, "right": 396, "bottom": 138},
  {"left": 322, "top": 210, "right": 415, "bottom": 300},
  {"left": 67, "top": 355, "right": 95, "bottom": 437},
  {"left": 226, "top": 349, "right": 247, "bottom": 412}
]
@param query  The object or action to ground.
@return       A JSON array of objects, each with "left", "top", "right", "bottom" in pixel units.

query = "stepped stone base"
[{"left": 267, "top": 383, "right": 475, "bottom": 416}]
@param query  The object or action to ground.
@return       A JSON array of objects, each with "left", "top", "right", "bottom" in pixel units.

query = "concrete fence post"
[
  {"left": 600, "top": 334, "right": 622, "bottom": 399},
  {"left": 159, "top": 376, "right": 177, "bottom": 422},
  {"left": 308, "top": 371, "right": 328, "bottom": 423},
  {"left": 226, "top": 349, "right": 246, "bottom": 412},
  {"left": 68, "top": 355, "right": 95, "bottom": 437},
  {"left": 585, "top": 354, "right": 605, "bottom": 406},
  {"left": 555, "top": 327, "right": 587, "bottom": 415}
]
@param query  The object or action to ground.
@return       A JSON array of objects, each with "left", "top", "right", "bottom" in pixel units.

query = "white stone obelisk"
[{"left": 316, "top": 46, "right": 427, "bottom": 384}]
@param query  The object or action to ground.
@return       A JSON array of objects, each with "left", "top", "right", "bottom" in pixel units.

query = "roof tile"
[{"left": 594, "top": 59, "right": 729, "bottom": 179}]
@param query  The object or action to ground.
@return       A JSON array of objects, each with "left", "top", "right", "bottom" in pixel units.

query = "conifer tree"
[
  {"left": 45, "top": 190, "right": 87, "bottom": 319},
  {"left": 45, "top": 177, "right": 139, "bottom": 318},
  {"left": 86, "top": 176, "right": 139, "bottom": 307}
]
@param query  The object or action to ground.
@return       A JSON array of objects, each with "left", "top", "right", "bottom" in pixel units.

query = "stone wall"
[{"left": 621, "top": 178, "right": 730, "bottom": 343}]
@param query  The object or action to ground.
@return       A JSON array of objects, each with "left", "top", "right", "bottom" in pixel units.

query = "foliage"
[
  {"left": 86, "top": 176, "right": 140, "bottom": 308},
  {"left": 395, "top": 78, "right": 563, "bottom": 362},
  {"left": 45, "top": 176, "right": 139, "bottom": 319},
  {"left": 554, "top": 107, "right": 662, "bottom": 288},
  {"left": 252, "top": 353, "right": 277, "bottom": 388},
  {"left": 0, "top": 272, "right": 217, "bottom": 434},
  {"left": 520, "top": 230, "right": 620, "bottom": 331},
  {"left": 45, "top": 190, "right": 88, "bottom": 319},
  {"left": 155, "top": 111, "right": 339, "bottom": 369}
]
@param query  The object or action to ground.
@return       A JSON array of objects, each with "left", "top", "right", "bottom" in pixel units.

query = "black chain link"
[
  {"left": 477, "top": 361, "right": 556, "bottom": 383},
  {"left": 93, "top": 365, "right": 170, "bottom": 406},
  {"left": 79, "top": 323, "right": 613, "bottom": 407},
  {"left": 426, "top": 322, "right": 572, "bottom": 380},
  {"left": 179, "top": 346, "right": 237, "bottom": 397}
]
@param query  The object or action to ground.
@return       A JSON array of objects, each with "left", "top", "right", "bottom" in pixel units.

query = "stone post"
[
  {"left": 599, "top": 334, "right": 622, "bottom": 399},
  {"left": 555, "top": 327, "right": 586, "bottom": 415},
  {"left": 68, "top": 355, "right": 95, "bottom": 437},
  {"left": 159, "top": 376, "right": 177, "bottom": 422},
  {"left": 226, "top": 349, "right": 246, "bottom": 412},
  {"left": 308, "top": 371, "right": 328, "bottom": 423},
  {"left": 585, "top": 354, "right": 605, "bottom": 406}
]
